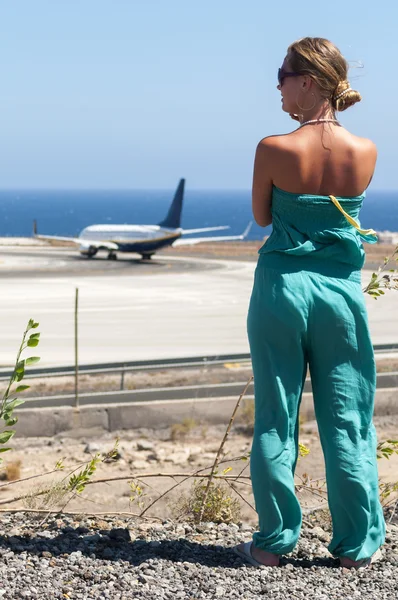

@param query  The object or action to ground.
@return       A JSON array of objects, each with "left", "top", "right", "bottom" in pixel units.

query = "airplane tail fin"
[{"left": 158, "top": 178, "right": 185, "bottom": 229}]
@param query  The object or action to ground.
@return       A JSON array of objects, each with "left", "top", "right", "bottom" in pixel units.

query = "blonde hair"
[{"left": 287, "top": 37, "right": 361, "bottom": 112}]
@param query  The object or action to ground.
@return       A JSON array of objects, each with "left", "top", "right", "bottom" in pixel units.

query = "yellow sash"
[{"left": 329, "top": 195, "right": 377, "bottom": 237}]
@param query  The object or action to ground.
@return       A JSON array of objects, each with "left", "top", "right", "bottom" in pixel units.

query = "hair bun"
[{"left": 332, "top": 81, "right": 361, "bottom": 111}]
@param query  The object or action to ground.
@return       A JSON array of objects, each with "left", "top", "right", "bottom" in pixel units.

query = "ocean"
[{"left": 0, "top": 188, "right": 397, "bottom": 241}]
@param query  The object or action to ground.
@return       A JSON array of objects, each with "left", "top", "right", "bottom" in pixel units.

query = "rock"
[
  {"left": 102, "top": 547, "right": 115, "bottom": 559},
  {"left": 84, "top": 534, "right": 101, "bottom": 543},
  {"left": 128, "top": 451, "right": 150, "bottom": 461},
  {"left": 130, "top": 460, "right": 149, "bottom": 470},
  {"left": 148, "top": 448, "right": 167, "bottom": 462},
  {"left": 76, "top": 526, "right": 90, "bottom": 535},
  {"left": 109, "top": 528, "right": 132, "bottom": 542},
  {"left": 187, "top": 446, "right": 203, "bottom": 459},
  {"left": 137, "top": 440, "right": 154, "bottom": 451},
  {"left": 164, "top": 449, "right": 190, "bottom": 465},
  {"left": 84, "top": 442, "right": 100, "bottom": 454},
  {"left": 201, "top": 453, "right": 217, "bottom": 462},
  {"left": 311, "top": 526, "right": 330, "bottom": 543},
  {"left": 62, "top": 526, "right": 75, "bottom": 534},
  {"left": 37, "top": 531, "right": 53, "bottom": 539},
  {"left": 68, "top": 551, "right": 83, "bottom": 563},
  {"left": 138, "top": 573, "right": 156, "bottom": 584},
  {"left": 315, "top": 545, "right": 330, "bottom": 557}
]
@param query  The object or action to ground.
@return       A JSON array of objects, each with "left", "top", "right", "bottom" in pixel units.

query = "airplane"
[{"left": 33, "top": 178, "right": 252, "bottom": 260}]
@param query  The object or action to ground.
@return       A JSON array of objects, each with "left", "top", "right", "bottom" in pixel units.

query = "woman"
[{"left": 233, "top": 37, "right": 386, "bottom": 569}]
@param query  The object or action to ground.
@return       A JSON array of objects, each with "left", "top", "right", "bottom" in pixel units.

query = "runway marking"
[{"left": 1, "top": 306, "right": 148, "bottom": 314}]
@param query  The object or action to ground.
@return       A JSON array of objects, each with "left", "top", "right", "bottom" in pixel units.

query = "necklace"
[{"left": 300, "top": 118, "right": 340, "bottom": 127}]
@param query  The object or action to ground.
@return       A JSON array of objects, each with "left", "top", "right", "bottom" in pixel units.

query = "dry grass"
[
  {"left": 0, "top": 460, "right": 22, "bottom": 482},
  {"left": 169, "top": 418, "right": 198, "bottom": 441},
  {"left": 171, "top": 479, "right": 241, "bottom": 524}
]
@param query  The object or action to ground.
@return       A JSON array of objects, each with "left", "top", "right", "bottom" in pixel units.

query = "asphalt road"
[{"left": 1, "top": 246, "right": 397, "bottom": 367}]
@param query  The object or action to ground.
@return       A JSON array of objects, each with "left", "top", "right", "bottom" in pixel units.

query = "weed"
[
  {"left": 6, "top": 460, "right": 21, "bottom": 481},
  {"left": 170, "top": 418, "right": 197, "bottom": 441},
  {"left": 237, "top": 398, "right": 254, "bottom": 434},
  {"left": 172, "top": 479, "right": 241, "bottom": 524},
  {"left": 23, "top": 481, "right": 67, "bottom": 510},
  {"left": 0, "top": 460, "right": 22, "bottom": 482}
]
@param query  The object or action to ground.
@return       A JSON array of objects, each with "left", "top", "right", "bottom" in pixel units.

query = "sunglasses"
[{"left": 278, "top": 68, "right": 302, "bottom": 86}]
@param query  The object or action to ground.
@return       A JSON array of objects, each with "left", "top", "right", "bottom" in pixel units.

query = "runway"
[
  {"left": 0, "top": 247, "right": 397, "bottom": 367},
  {"left": 0, "top": 246, "right": 218, "bottom": 277}
]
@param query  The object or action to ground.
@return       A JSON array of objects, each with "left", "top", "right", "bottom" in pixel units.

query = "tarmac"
[{"left": 1, "top": 245, "right": 397, "bottom": 368}]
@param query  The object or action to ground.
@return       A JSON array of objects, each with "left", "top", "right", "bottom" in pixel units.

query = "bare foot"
[
  {"left": 339, "top": 556, "right": 369, "bottom": 569},
  {"left": 237, "top": 542, "right": 280, "bottom": 567}
]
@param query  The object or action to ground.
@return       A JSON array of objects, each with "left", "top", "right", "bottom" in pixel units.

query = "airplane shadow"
[{"left": 70, "top": 254, "right": 168, "bottom": 268}]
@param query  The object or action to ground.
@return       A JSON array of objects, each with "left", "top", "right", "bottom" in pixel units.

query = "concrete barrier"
[{"left": 13, "top": 387, "right": 398, "bottom": 438}]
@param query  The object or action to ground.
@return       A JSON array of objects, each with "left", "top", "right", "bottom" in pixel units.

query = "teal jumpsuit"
[{"left": 247, "top": 185, "right": 386, "bottom": 560}]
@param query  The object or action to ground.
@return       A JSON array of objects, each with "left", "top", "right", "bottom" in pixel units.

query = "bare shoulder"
[
  {"left": 348, "top": 132, "right": 377, "bottom": 157},
  {"left": 256, "top": 133, "right": 294, "bottom": 155}
]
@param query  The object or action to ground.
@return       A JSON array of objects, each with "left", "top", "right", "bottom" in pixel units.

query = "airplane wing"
[
  {"left": 173, "top": 222, "right": 252, "bottom": 246},
  {"left": 34, "top": 233, "right": 118, "bottom": 251},
  {"left": 181, "top": 226, "right": 229, "bottom": 234}
]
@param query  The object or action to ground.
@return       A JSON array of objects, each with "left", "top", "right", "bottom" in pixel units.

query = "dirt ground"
[
  {"left": 0, "top": 413, "right": 397, "bottom": 525},
  {"left": 17, "top": 355, "right": 398, "bottom": 398}
]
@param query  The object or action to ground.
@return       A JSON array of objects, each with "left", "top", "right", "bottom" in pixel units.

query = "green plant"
[
  {"left": 172, "top": 479, "right": 241, "bottom": 524},
  {"left": 0, "top": 319, "right": 40, "bottom": 461},
  {"left": 377, "top": 439, "right": 398, "bottom": 461},
  {"left": 129, "top": 479, "right": 150, "bottom": 510},
  {"left": 67, "top": 454, "right": 102, "bottom": 494},
  {"left": 21, "top": 438, "right": 120, "bottom": 511},
  {"left": 298, "top": 443, "right": 310, "bottom": 460},
  {"left": 363, "top": 246, "right": 398, "bottom": 298}
]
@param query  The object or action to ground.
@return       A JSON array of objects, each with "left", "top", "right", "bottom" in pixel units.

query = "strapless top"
[{"left": 258, "top": 186, "right": 377, "bottom": 272}]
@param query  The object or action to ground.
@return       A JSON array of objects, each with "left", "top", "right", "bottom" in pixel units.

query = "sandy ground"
[{"left": 0, "top": 413, "right": 397, "bottom": 525}]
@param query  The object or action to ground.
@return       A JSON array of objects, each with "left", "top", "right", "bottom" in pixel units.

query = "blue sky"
[{"left": 0, "top": 1, "right": 396, "bottom": 190}]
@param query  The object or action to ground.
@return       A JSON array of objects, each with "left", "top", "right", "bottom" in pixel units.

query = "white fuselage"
[{"left": 80, "top": 224, "right": 182, "bottom": 243}]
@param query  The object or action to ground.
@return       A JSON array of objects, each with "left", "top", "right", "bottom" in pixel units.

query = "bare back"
[
  {"left": 270, "top": 126, "right": 377, "bottom": 197},
  {"left": 252, "top": 125, "right": 378, "bottom": 226}
]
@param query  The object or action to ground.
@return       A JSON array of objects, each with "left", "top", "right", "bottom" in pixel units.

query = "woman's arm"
[{"left": 252, "top": 138, "right": 274, "bottom": 227}]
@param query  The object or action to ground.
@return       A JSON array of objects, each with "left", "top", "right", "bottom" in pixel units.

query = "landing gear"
[
  {"left": 107, "top": 251, "right": 118, "bottom": 260},
  {"left": 141, "top": 253, "right": 154, "bottom": 260},
  {"left": 80, "top": 246, "right": 98, "bottom": 258}
]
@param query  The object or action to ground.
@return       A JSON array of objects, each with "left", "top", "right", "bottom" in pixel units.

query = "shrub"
[{"left": 172, "top": 479, "right": 241, "bottom": 524}]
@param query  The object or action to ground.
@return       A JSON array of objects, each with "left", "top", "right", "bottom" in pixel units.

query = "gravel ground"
[{"left": 0, "top": 507, "right": 396, "bottom": 599}]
